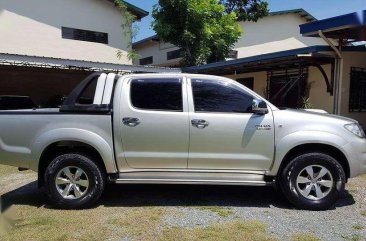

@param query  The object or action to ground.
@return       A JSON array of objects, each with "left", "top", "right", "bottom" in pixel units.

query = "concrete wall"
[
  {"left": 134, "top": 12, "right": 327, "bottom": 67},
  {"left": 340, "top": 51, "right": 366, "bottom": 128},
  {"left": 0, "top": 0, "right": 131, "bottom": 64},
  {"left": 307, "top": 65, "right": 334, "bottom": 113},
  {"left": 234, "top": 13, "right": 326, "bottom": 58},
  {"left": 133, "top": 41, "right": 181, "bottom": 66}
]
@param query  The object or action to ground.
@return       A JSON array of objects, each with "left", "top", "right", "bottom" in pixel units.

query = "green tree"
[
  {"left": 114, "top": 0, "right": 141, "bottom": 61},
  {"left": 152, "top": 0, "right": 268, "bottom": 66},
  {"left": 219, "top": 0, "right": 269, "bottom": 22},
  {"left": 152, "top": 0, "right": 241, "bottom": 66}
]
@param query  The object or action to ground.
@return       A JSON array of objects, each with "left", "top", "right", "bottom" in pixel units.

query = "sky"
[{"left": 130, "top": 0, "right": 366, "bottom": 42}]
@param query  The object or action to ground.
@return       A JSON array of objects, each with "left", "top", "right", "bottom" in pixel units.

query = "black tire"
[
  {"left": 280, "top": 152, "right": 346, "bottom": 210},
  {"left": 44, "top": 153, "right": 106, "bottom": 209}
]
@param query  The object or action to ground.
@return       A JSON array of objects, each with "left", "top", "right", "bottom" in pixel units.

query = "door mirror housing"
[{"left": 251, "top": 99, "right": 268, "bottom": 115}]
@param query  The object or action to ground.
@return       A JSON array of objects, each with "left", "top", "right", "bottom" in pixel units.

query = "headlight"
[{"left": 344, "top": 123, "right": 365, "bottom": 138}]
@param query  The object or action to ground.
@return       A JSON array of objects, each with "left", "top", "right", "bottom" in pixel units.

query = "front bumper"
[{"left": 343, "top": 137, "right": 366, "bottom": 178}]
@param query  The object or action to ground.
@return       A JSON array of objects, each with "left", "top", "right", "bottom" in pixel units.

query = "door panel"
[
  {"left": 120, "top": 77, "right": 189, "bottom": 169},
  {"left": 188, "top": 78, "right": 275, "bottom": 170}
]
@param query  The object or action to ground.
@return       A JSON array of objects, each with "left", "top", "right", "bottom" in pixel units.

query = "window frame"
[
  {"left": 128, "top": 77, "right": 185, "bottom": 113},
  {"left": 349, "top": 67, "right": 366, "bottom": 112},
  {"left": 189, "top": 78, "right": 256, "bottom": 114},
  {"left": 61, "top": 27, "right": 109, "bottom": 44},
  {"left": 167, "top": 49, "right": 183, "bottom": 60},
  {"left": 139, "top": 56, "right": 153, "bottom": 65}
]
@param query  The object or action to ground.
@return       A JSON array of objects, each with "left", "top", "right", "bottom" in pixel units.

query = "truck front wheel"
[
  {"left": 280, "top": 153, "right": 346, "bottom": 210},
  {"left": 44, "top": 153, "right": 106, "bottom": 209}
]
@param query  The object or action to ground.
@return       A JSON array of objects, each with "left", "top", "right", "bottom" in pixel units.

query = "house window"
[
  {"left": 236, "top": 77, "right": 254, "bottom": 90},
  {"left": 267, "top": 68, "right": 308, "bottom": 108},
  {"left": 139, "top": 56, "right": 153, "bottom": 65},
  {"left": 228, "top": 50, "right": 238, "bottom": 59},
  {"left": 349, "top": 67, "right": 366, "bottom": 112},
  {"left": 167, "top": 49, "right": 183, "bottom": 60},
  {"left": 62, "top": 27, "right": 108, "bottom": 44}
]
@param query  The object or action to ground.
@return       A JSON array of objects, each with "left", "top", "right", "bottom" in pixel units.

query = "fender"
[
  {"left": 267, "top": 130, "right": 349, "bottom": 176},
  {"left": 30, "top": 128, "right": 117, "bottom": 173}
]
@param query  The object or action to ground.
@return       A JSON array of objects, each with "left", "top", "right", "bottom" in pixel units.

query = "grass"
[
  {"left": 0, "top": 165, "right": 365, "bottom": 241},
  {"left": 0, "top": 165, "right": 19, "bottom": 177},
  {"left": 291, "top": 233, "right": 321, "bottom": 241},
  {"left": 196, "top": 206, "right": 234, "bottom": 217},
  {"left": 342, "top": 234, "right": 362, "bottom": 241},
  {"left": 108, "top": 207, "right": 166, "bottom": 240},
  {"left": 352, "top": 224, "right": 363, "bottom": 230},
  {"left": 159, "top": 220, "right": 276, "bottom": 241}
]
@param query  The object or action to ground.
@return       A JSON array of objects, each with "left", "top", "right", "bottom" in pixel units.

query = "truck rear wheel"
[
  {"left": 280, "top": 153, "right": 346, "bottom": 210},
  {"left": 44, "top": 153, "right": 105, "bottom": 209}
]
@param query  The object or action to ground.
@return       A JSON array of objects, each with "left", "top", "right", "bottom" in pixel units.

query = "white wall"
[
  {"left": 134, "top": 12, "right": 328, "bottom": 66},
  {"left": 234, "top": 13, "right": 326, "bottom": 58},
  {"left": 133, "top": 41, "right": 181, "bottom": 66},
  {"left": 0, "top": 0, "right": 131, "bottom": 64}
]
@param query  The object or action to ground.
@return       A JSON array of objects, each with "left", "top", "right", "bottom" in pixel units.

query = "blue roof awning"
[{"left": 300, "top": 10, "right": 366, "bottom": 40}]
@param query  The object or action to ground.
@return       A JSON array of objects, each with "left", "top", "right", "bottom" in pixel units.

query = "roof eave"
[
  {"left": 107, "top": 0, "right": 149, "bottom": 20},
  {"left": 270, "top": 8, "right": 317, "bottom": 22},
  {"left": 300, "top": 11, "right": 366, "bottom": 38}
]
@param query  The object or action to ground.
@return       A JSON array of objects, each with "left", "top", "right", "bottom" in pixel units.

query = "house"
[
  {"left": 132, "top": 9, "right": 328, "bottom": 67},
  {"left": 133, "top": 9, "right": 366, "bottom": 128},
  {"left": 0, "top": 0, "right": 170, "bottom": 106},
  {"left": 184, "top": 10, "right": 366, "bottom": 128}
]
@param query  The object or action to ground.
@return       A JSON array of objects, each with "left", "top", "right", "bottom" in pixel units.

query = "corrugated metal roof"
[
  {"left": 183, "top": 45, "right": 366, "bottom": 73},
  {"left": 0, "top": 53, "right": 181, "bottom": 73}
]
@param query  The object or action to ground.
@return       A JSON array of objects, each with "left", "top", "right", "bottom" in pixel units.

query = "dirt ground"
[{"left": 0, "top": 164, "right": 365, "bottom": 241}]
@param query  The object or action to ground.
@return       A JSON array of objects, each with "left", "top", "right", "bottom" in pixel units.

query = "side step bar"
[{"left": 109, "top": 171, "right": 274, "bottom": 186}]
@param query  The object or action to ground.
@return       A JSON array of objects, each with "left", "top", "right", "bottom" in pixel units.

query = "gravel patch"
[
  {"left": 161, "top": 177, "right": 366, "bottom": 241},
  {"left": 1, "top": 164, "right": 365, "bottom": 241}
]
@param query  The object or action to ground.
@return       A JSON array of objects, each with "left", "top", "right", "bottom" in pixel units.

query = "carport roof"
[
  {"left": 300, "top": 10, "right": 366, "bottom": 41},
  {"left": 0, "top": 53, "right": 181, "bottom": 73},
  {"left": 183, "top": 45, "right": 366, "bottom": 75}
]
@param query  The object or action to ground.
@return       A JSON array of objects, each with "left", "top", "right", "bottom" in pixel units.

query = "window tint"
[
  {"left": 192, "top": 79, "right": 254, "bottom": 113},
  {"left": 77, "top": 78, "right": 97, "bottom": 105},
  {"left": 131, "top": 78, "right": 183, "bottom": 111}
]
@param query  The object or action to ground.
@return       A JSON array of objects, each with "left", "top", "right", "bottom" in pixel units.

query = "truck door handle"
[
  {"left": 191, "top": 119, "right": 209, "bottom": 129},
  {"left": 123, "top": 117, "right": 140, "bottom": 127}
]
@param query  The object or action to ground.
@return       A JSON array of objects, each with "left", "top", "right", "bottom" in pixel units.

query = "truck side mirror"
[{"left": 251, "top": 99, "right": 268, "bottom": 115}]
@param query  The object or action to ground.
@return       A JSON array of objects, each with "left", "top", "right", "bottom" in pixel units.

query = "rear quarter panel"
[{"left": 0, "top": 112, "right": 116, "bottom": 173}]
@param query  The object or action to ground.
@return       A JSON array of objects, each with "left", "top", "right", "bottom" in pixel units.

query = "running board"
[{"left": 109, "top": 171, "right": 273, "bottom": 186}]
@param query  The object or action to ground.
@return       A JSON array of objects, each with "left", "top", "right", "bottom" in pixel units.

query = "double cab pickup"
[{"left": 0, "top": 73, "right": 365, "bottom": 210}]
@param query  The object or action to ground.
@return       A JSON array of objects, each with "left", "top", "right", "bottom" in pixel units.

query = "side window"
[
  {"left": 191, "top": 79, "right": 254, "bottom": 113},
  {"left": 77, "top": 78, "right": 97, "bottom": 105},
  {"left": 130, "top": 78, "right": 183, "bottom": 111}
]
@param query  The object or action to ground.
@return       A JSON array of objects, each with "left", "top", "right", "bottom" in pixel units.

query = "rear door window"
[{"left": 130, "top": 78, "right": 183, "bottom": 111}]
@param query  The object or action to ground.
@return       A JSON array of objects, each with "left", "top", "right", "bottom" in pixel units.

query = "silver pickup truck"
[{"left": 0, "top": 73, "right": 365, "bottom": 210}]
